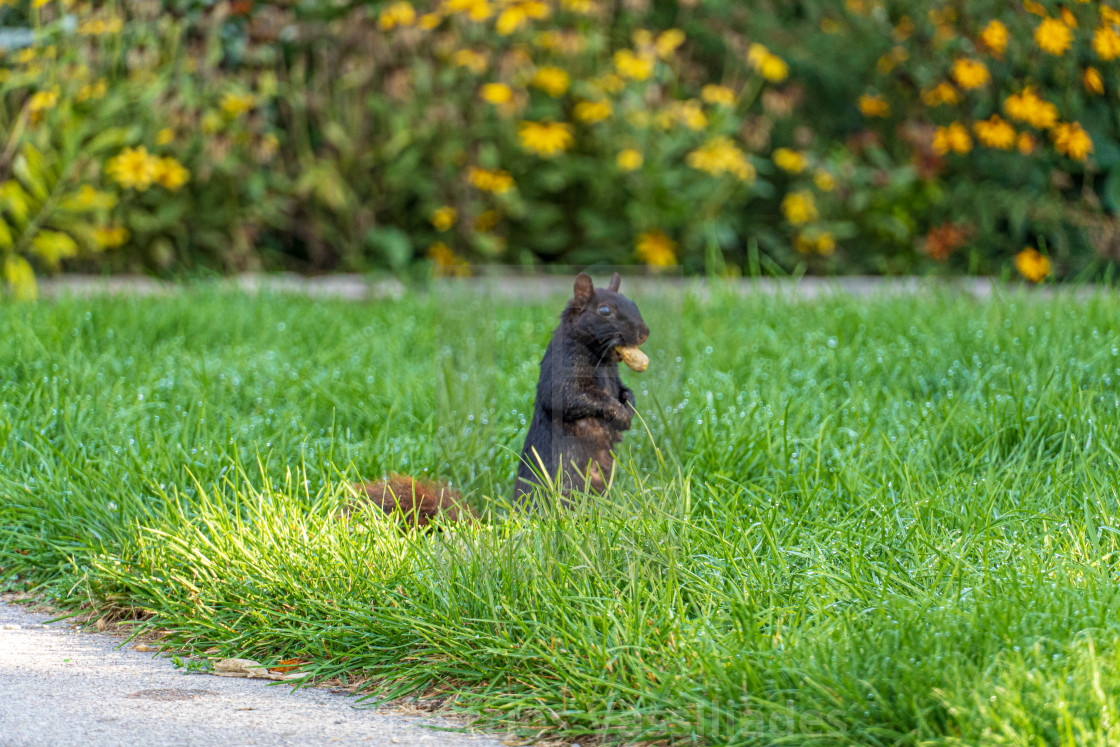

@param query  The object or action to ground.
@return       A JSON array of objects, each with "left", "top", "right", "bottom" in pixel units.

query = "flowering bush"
[
  {"left": 0, "top": 2, "right": 284, "bottom": 298},
  {"left": 766, "top": 0, "right": 1120, "bottom": 280},
  {"left": 2, "top": 0, "right": 1120, "bottom": 295}
]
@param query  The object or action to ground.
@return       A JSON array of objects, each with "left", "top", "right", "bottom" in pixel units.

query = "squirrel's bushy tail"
[{"left": 346, "top": 474, "right": 474, "bottom": 530}]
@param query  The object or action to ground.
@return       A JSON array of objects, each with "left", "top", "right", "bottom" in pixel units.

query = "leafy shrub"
[{"left": 2, "top": 0, "right": 1120, "bottom": 295}]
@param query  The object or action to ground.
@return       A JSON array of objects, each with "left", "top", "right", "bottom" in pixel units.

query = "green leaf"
[
  {"left": 84, "top": 127, "right": 137, "bottom": 156},
  {"left": 1103, "top": 168, "right": 1120, "bottom": 214},
  {"left": 365, "top": 226, "right": 412, "bottom": 270},
  {"left": 2, "top": 254, "right": 37, "bottom": 300},
  {"left": 0, "top": 180, "right": 34, "bottom": 226},
  {"left": 13, "top": 144, "right": 51, "bottom": 202},
  {"left": 59, "top": 186, "right": 118, "bottom": 213},
  {"left": 0, "top": 217, "right": 12, "bottom": 250},
  {"left": 30, "top": 230, "right": 78, "bottom": 269}
]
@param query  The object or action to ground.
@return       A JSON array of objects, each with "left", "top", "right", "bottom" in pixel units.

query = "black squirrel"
[
  {"left": 350, "top": 271, "right": 649, "bottom": 526},
  {"left": 514, "top": 271, "right": 649, "bottom": 505}
]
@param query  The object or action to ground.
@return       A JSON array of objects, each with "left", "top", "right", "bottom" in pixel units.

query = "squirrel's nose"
[{"left": 637, "top": 324, "right": 649, "bottom": 345}]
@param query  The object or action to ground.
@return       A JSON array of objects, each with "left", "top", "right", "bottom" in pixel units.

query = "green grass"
[{"left": 3, "top": 285, "right": 1120, "bottom": 745}]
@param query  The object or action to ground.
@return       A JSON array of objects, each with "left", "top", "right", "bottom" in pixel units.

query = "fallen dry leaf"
[
  {"left": 134, "top": 644, "right": 157, "bottom": 652},
  {"left": 268, "top": 658, "right": 309, "bottom": 674}
]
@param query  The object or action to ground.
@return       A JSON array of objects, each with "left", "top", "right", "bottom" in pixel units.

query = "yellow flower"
[
  {"left": 480, "top": 82, "right": 514, "bottom": 105},
  {"left": 379, "top": 1, "right": 417, "bottom": 30},
  {"left": 93, "top": 226, "right": 129, "bottom": 248},
  {"left": 496, "top": 5, "right": 527, "bottom": 35},
  {"left": 980, "top": 19, "right": 1008, "bottom": 55},
  {"left": 419, "top": 12, "right": 443, "bottom": 29},
  {"left": 531, "top": 66, "right": 570, "bottom": 97},
  {"left": 590, "top": 73, "right": 625, "bottom": 95},
  {"left": 465, "top": 0, "right": 492, "bottom": 21},
  {"left": 973, "top": 115, "right": 1016, "bottom": 150},
  {"left": 686, "top": 136, "right": 755, "bottom": 181},
  {"left": 1024, "top": 1, "right": 1048, "bottom": 17},
  {"left": 1035, "top": 17, "right": 1073, "bottom": 55},
  {"left": 27, "top": 88, "right": 58, "bottom": 121},
  {"left": 431, "top": 206, "right": 457, "bottom": 231},
  {"left": 518, "top": 121, "right": 573, "bottom": 157},
  {"left": 1061, "top": 7, "right": 1078, "bottom": 27},
  {"left": 876, "top": 46, "right": 908, "bottom": 74},
  {"left": 616, "top": 148, "right": 643, "bottom": 172},
  {"left": 613, "top": 49, "right": 654, "bottom": 81},
  {"left": 700, "top": 84, "right": 736, "bottom": 106},
  {"left": 560, "top": 0, "right": 595, "bottom": 13},
  {"left": 657, "top": 100, "right": 707, "bottom": 131},
  {"left": 474, "top": 209, "right": 499, "bottom": 231},
  {"left": 781, "top": 191, "right": 818, "bottom": 225},
  {"left": 747, "top": 44, "right": 790, "bottom": 82},
  {"left": 1104, "top": 7, "right": 1120, "bottom": 26},
  {"left": 221, "top": 92, "right": 255, "bottom": 118},
  {"left": 155, "top": 128, "right": 174, "bottom": 145},
  {"left": 921, "top": 82, "right": 959, "bottom": 106},
  {"left": 201, "top": 110, "right": 223, "bottom": 134},
  {"left": 153, "top": 157, "right": 189, "bottom": 191},
  {"left": 1093, "top": 25, "right": 1120, "bottom": 61},
  {"left": 106, "top": 146, "right": 159, "bottom": 191},
  {"left": 655, "top": 28, "right": 686, "bottom": 59},
  {"left": 467, "top": 167, "right": 515, "bottom": 193},
  {"left": 1017, "top": 132, "right": 1036, "bottom": 154},
  {"left": 813, "top": 169, "right": 836, "bottom": 191},
  {"left": 772, "top": 148, "right": 806, "bottom": 174},
  {"left": 933, "top": 123, "right": 972, "bottom": 155},
  {"left": 1015, "top": 248, "right": 1050, "bottom": 282},
  {"left": 574, "top": 100, "right": 611, "bottom": 124},
  {"left": 452, "top": 49, "right": 488, "bottom": 74},
  {"left": 635, "top": 231, "right": 676, "bottom": 267},
  {"left": 1052, "top": 121, "right": 1093, "bottom": 161},
  {"left": 951, "top": 58, "right": 990, "bottom": 89},
  {"left": 1003, "top": 88, "right": 1059, "bottom": 130},
  {"left": 1085, "top": 67, "right": 1104, "bottom": 95},
  {"left": 428, "top": 241, "right": 470, "bottom": 276},
  {"left": 758, "top": 53, "right": 789, "bottom": 82},
  {"left": 858, "top": 94, "right": 890, "bottom": 117},
  {"left": 795, "top": 232, "right": 835, "bottom": 255}
]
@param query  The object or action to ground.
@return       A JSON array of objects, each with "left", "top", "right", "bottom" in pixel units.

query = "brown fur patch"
[{"left": 346, "top": 474, "right": 474, "bottom": 530}]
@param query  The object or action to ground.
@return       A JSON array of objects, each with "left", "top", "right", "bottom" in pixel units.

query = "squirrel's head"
[{"left": 564, "top": 272, "right": 650, "bottom": 361}]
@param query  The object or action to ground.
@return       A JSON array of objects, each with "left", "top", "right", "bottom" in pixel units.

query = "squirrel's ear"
[
  {"left": 573, "top": 273, "right": 594, "bottom": 304},
  {"left": 608, "top": 272, "right": 621, "bottom": 292}
]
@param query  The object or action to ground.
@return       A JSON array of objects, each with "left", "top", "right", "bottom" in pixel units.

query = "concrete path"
[
  {"left": 35, "top": 272, "right": 1106, "bottom": 303},
  {"left": 0, "top": 603, "right": 505, "bottom": 747}
]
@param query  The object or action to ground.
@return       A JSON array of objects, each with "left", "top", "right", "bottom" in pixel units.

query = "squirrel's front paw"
[
  {"left": 608, "top": 401, "right": 633, "bottom": 430},
  {"left": 620, "top": 388, "right": 636, "bottom": 408}
]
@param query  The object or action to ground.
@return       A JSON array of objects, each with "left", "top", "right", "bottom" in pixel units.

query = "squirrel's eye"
[{"left": 598, "top": 305, "right": 611, "bottom": 315}]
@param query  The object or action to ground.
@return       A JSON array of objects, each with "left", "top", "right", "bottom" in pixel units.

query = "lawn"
[{"left": 2, "top": 285, "right": 1120, "bottom": 745}]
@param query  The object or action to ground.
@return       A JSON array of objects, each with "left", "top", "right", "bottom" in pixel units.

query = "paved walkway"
[
  {"left": 0, "top": 603, "right": 504, "bottom": 747},
  {"left": 35, "top": 273, "right": 1104, "bottom": 302}
]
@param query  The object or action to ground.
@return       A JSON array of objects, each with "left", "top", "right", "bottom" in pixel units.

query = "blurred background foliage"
[{"left": 1, "top": 0, "right": 1119, "bottom": 296}]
